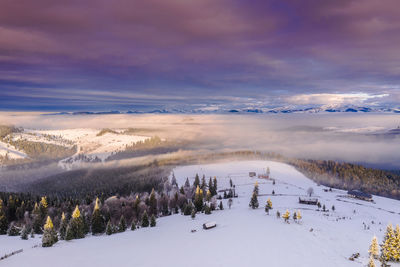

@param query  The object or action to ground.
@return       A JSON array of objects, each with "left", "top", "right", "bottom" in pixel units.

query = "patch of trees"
[
  {"left": 7, "top": 139, "right": 76, "bottom": 160},
  {"left": 96, "top": 128, "right": 118, "bottom": 136},
  {"left": 290, "top": 159, "right": 400, "bottom": 200},
  {"left": 0, "top": 125, "right": 22, "bottom": 140},
  {"left": 0, "top": 170, "right": 223, "bottom": 248}
]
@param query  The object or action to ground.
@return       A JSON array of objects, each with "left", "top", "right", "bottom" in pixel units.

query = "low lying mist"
[{"left": 1, "top": 112, "right": 399, "bottom": 172}]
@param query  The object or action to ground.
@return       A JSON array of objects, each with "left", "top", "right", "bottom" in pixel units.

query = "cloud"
[{"left": 286, "top": 93, "right": 390, "bottom": 105}]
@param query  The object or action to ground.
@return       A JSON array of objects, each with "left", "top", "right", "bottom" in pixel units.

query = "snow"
[
  {"left": 0, "top": 140, "right": 27, "bottom": 159},
  {"left": 2, "top": 160, "right": 400, "bottom": 267},
  {"left": 11, "top": 128, "right": 150, "bottom": 169}
]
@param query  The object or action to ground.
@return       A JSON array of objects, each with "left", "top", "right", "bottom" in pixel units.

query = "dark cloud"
[{"left": 0, "top": 0, "right": 399, "bottom": 110}]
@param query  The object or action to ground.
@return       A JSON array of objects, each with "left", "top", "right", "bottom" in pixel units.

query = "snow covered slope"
[
  {"left": 2, "top": 128, "right": 150, "bottom": 169},
  {"left": 2, "top": 160, "right": 400, "bottom": 267},
  {"left": 0, "top": 140, "right": 27, "bottom": 160}
]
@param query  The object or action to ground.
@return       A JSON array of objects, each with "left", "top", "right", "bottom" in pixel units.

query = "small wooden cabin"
[
  {"left": 203, "top": 222, "right": 217, "bottom": 230},
  {"left": 299, "top": 197, "right": 319, "bottom": 205},
  {"left": 258, "top": 174, "right": 270, "bottom": 179},
  {"left": 249, "top": 172, "right": 256, "bottom": 177}
]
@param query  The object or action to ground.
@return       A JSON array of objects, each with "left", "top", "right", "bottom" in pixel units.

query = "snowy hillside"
[
  {"left": 0, "top": 140, "right": 27, "bottom": 160},
  {"left": 2, "top": 160, "right": 400, "bottom": 267},
  {"left": 0, "top": 128, "right": 150, "bottom": 169}
]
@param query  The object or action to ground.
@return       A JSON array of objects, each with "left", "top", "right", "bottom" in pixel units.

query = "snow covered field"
[{"left": 2, "top": 160, "right": 400, "bottom": 267}]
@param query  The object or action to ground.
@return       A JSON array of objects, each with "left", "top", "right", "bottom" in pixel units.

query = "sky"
[{"left": 0, "top": 0, "right": 400, "bottom": 111}]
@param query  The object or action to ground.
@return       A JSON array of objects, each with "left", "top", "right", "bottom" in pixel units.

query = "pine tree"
[
  {"left": 141, "top": 210, "right": 149, "bottom": 227},
  {"left": 253, "top": 181, "right": 259, "bottom": 196},
  {"left": 66, "top": 205, "right": 85, "bottom": 240},
  {"left": 59, "top": 212, "right": 68, "bottom": 240},
  {"left": 368, "top": 255, "right": 376, "bottom": 267},
  {"left": 184, "top": 203, "right": 193, "bottom": 216},
  {"left": 293, "top": 212, "right": 297, "bottom": 222},
  {"left": 381, "top": 224, "right": 396, "bottom": 262},
  {"left": 0, "top": 199, "right": 8, "bottom": 235},
  {"left": 249, "top": 191, "right": 259, "bottom": 209},
  {"left": 149, "top": 189, "right": 158, "bottom": 216},
  {"left": 32, "top": 202, "right": 42, "bottom": 234},
  {"left": 206, "top": 190, "right": 212, "bottom": 202},
  {"left": 150, "top": 215, "right": 156, "bottom": 227},
  {"left": 194, "top": 174, "right": 200, "bottom": 188},
  {"left": 369, "top": 236, "right": 379, "bottom": 259},
  {"left": 21, "top": 225, "right": 28, "bottom": 240},
  {"left": 282, "top": 210, "right": 290, "bottom": 222},
  {"left": 106, "top": 220, "right": 113, "bottom": 235},
  {"left": 266, "top": 198, "right": 273, "bottom": 210},
  {"left": 212, "top": 177, "right": 218, "bottom": 195},
  {"left": 91, "top": 198, "right": 105, "bottom": 235},
  {"left": 118, "top": 215, "right": 127, "bottom": 232},
  {"left": 191, "top": 209, "right": 196, "bottom": 219},
  {"left": 7, "top": 223, "right": 20, "bottom": 236},
  {"left": 296, "top": 210, "right": 302, "bottom": 222},
  {"left": 201, "top": 175, "right": 206, "bottom": 191},
  {"left": 131, "top": 221, "right": 136, "bottom": 231},
  {"left": 204, "top": 204, "right": 211, "bottom": 215},
  {"left": 42, "top": 216, "right": 58, "bottom": 247},
  {"left": 39, "top": 196, "right": 48, "bottom": 221},
  {"left": 194, "top": 185, "right": 204, "bottom": 212},
  {"left": 394, "top": 225, "right": 400, "bottom": 261},
  {"left": 219, "top": 201, "right": 224, "bottom": 210},
  {"left": 276, "top": 210, "right": 280, "bottom": 219}
]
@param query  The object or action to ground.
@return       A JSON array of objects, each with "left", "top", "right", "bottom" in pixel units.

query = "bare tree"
[{"left": 307, "top": 187, "right": 314, "bottom": 197}]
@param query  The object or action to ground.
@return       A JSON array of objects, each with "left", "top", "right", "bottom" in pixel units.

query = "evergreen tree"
[
  {"left": 141, "top": 210, "right": 149, "bottom": 227},
  {"left": 21, "top": 225, "right": 28, "bottom": 240},
  {"left": 293, "top": 212, "right": 297, "bottom": 222},
  {"left": 149, "top": 189, "right": 158, "bottom": 216},
  {"left": 296, "top": 210, "right": 302, "bottom": 222},
  {"left": 206, "top": 190, "right": 212, "bottom": 202},
  {"left": 42, "top": 216, "right": 58, "bottom": 247},
  {"left": 253, "top": 181, "right": 259, "bottom": 196},
  {"left": 266, "top": 198, "right": 273, "bottom": 209},
  {"left": 91, "top": 198, "right": 105, "bottom": 235},
  {"left": 332, "top": 205, "right": 335, "bottom": 211},
  {"left": 381, "top": 224, "right": 396, "bottom": 261},
  {"left": 219, "top": 201, "right": 224, "bottom": 210},
  {"left": 131, "top": 221, "right": 136, "bottom": 231},
  {"left": 191, "top": 209, "right": 196, "bottom": 219},
  {"left": 249, "top": 191, "right": 259, "bottom": 209},
  {"left": 276, "top": 211, "right": 280, "bottom": 219},
  {"left": 39, "top": 196, "right": 48, "bottom": 221},
  {"left": 59, "top": 212, "right": 68, "bottom": 240},
  {"left": 184, "top": 203, "right": 193, "bottom": 216},
  {"left": 201, "top": 175, "right": 206, "bottom": 191},
  {"left": 204, "top": 204, "right": 211, "bottom": 215},
  {"left": 150, "top": 215, "right": 156, "bottom": 227},
  {"left": 106, "top": 220, "right": 113, "bottom": 235},
  {"left": 194, "top": 174, "right": 200, "bottom": 188},
  {"left": 32, "top": 202, "right": 42, "bottom": 234},
  {"left": 212, "top": 177, "right": 218, "bottom": 195},
  {"left": 369, "top": 236, "right": 379, "bottom": 259},
  {"left": 194, "top": 185, "right": 204, "bottom": 212},
  {"left": 368, "top": 256, "right": 376, "bottom": 267},
  {"left": 7, "top": 222, "right": 20, "bottom": 236},
  {"left": 282, "top": 210, "right": 290, "bottom": 222},
  {"left": 184, "top": 178, "right": 190, "bottom": 188},
  {"left": 208, "top": 178, "right": 213, "bottom": 195},
  {"left": 66, "top": 205, "right": 85, "bottom": 240},
  {"left": 118, "top": 215, "right": 127, "bottom": 232},
  {"left": 0, "top": 199, "right": 8, "bottom": 235}
]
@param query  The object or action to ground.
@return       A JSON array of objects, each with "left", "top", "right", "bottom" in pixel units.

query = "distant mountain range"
[{"left": 43, "top": 105, "right": 400, "bottom": 115}]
